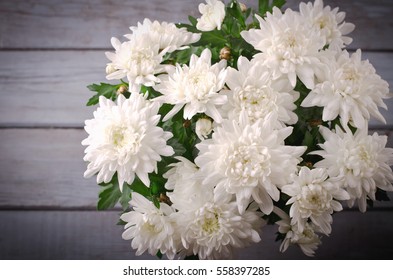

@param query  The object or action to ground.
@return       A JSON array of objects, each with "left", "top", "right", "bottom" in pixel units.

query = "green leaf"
[
  {"left": 172, "top": 118, "right": 189, "bottom": 144},
  {"left": 193, "top": 30, "right": 227, "bottom": 47},
  {"left": 167, "top": 137, "right": 187, "bottom": 156},
  {"left": 272, "top": 0, "right": 286, "bottom": 9},
  {"left": 156, "top": 251, "right": 163, "bottom": 259},
  {"left": 129, "top": 177, "right": 150, "bottom": 197},
  {"left": 119, "top": 183, "right": 133, "bottom": 211},
  {"left": 86, "top": 82, "right": 123, "bottom": 106},
  {"left": 188, "top": 15, "right": 197, "bottom": 27},
  {"left": 257, "top": 0, "right": 286, "bottom": 16},
  {"left": 226, "top": 1, "right": 246, "bottom": 28},
  {"left": 152, "top": 196, "right": 160, "bottom": 209},
  {"left": 117, "top": 217, "right": 127, "bottom": 226},
  {"left": 97, "top": 181, "right": 122, "bottom": 210},
  {"left": 258, "top": 0, "right": 269, "bottom": 15},
  {"left": 302, "top": 131, "right": 314, "bottom": 147}
]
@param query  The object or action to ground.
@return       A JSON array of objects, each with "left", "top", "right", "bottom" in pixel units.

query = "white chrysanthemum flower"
[
  {"left": 82, "top": 94, "right": 174, "bottom": 190},
  {"left": 274, "top": 207, "right": 321, "bottom": 257},
  {"left": 196, "top": 0, "right": 226, "bottom": 31},
  {"left": 195, "top": 118, "right": 214, "bottom": 140},
  {"left": 302, "top": 49, "right": 391, "bottom": 129},
  {"left": 178, "top": 194, "right": 264, "bottom": 259},
  {"left": 299, "top": 0, "right": 355, "bottom": 49},
  {"left": 195, "top": 113, "right": 306, "bottom": 214},
  {"left": 164, "top": 156, "right": 213, "bottom": 212},
  {"left": 222, "top": 56, "right": 299, "bottom": 127},
  {"left": 312, "top": 126, "right": 393, "bottom": 212},
  {"left": 241, "top": 7, "right": 325, "bottom": 89},
  {"left": 282, "top": 167, "right": 349, "bottom": 235},
  {"left": 105, "top": 34, "right": 168, "bottom": 93},
  {"left": 154, "top": 48, "right": 227, "bottom": 122},
  {"left": 126, "top": 18, "right": 201, "bottom": 54},
  {"left": 121, "top": 193, "right": 179, "bottom": 259}
]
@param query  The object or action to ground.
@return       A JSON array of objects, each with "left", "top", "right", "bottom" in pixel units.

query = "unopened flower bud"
[
  {"left": 239, "top": 3, "right": 247, "bottom": 12},
  {"left": 196, "top": 118, "right": 213, "bottom": 140},
  {"left": 219, "top": 46, "right": 231, "bottom": 60},
  {"left": 183, "top": 119, "right": 191, "bottom": 128},
  {"left": 117, "top": 85, "right": 128, "bottom": 95},
  {"left": 308, "top": 119, "right": 322, "bottom": 127},
  {"left": 159, "top": 193, "right": 172, "bottom": 206},
  {"left": 105, "top": 63, "right": 116, "bottom": 75}
]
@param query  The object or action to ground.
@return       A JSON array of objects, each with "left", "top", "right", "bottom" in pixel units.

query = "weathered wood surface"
[
  {"left": 0, "top": 0, "right": 392, "bottom": 50},
  {"left": 0, "top": 128, "right": 392, "bottom": 209},
  {"left": 0, "top": 51, "right": 392, "bottom": 127},
  {"left": 0, "top": 51, "right": 102, "bottom": 127},
  {"left": 1, "top": 210, "right": 392, "bottom": 260},
  {"left": 0, "top": 129, "right": 97, "bottom": 209}
]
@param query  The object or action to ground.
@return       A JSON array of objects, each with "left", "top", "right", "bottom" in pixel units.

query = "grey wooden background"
[{"left": 0, "top": 0, "right": 392, "bottom": 260}]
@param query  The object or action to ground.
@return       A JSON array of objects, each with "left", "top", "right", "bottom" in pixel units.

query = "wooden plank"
[
  {"left": 0, "top": 129, "right": 392, "bottom": 209},
  {"left": 0, "top": 210, "right": 392, "bottom": 259},
  {"left": 0, "top": 129, "right": 99, "bottom": 208},
  {"left": 0, "top": 51, "right": 103, "bottom": 127},
  {"left": 0, "top": 51, "right": 392, "bottom": 127},
  {"left": 0, "top": 0, "right": 391, "bottom": 50},
  {"left": 0, "top": 0, "right": 200, "bottom": 49}
]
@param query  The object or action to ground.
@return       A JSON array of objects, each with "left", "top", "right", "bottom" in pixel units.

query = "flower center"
[
  {"left": 343, "top": 143, "right": 378, "bottom": 177},
  {"left": 225, "top": 143, "right": 271, "bottom": 186},
  {"left": 234, "top": 85, "right": 278, "bottom": 121},
  {"left": 110, "top": 125, "right": 144, "bottom": 154},
  {"left": 143, "top": 221, "right": 160, "bottom": 233},
  {"left": 298, "top": 184, "right": 331, "bottom": 213},
  {"left": 286, "top": 36, "right": 297, "bottom": 48},
  {"left": 185, "top": 68, "right": 216, "bottom": 102},
  {"left": 302, "top": 227, "right": 315, "bottom": 240},
  {"left": 127, "top": 46, "right": 159, "bottom": 75},
  {"left": 202, "top": 211, "right": 220, "bottom": 235},
  {"left": 343, "top": 66, "right": 360, "bottom": 82}
]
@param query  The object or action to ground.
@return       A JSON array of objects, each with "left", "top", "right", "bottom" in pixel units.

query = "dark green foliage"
[{"left": 86, "top": 82, "right": 129, "bottom": 106}]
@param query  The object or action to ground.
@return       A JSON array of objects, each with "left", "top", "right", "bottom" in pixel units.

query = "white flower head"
[
  {"left": 302, "top": 49, "right": 391, "bottom": 129},
  {"left": 222, "top": 56, "right": 299, "bottom": 127},
  {"left": 164, "top": 156, "right": 213, "bottom": 212},
  {"left": 282, "top": 167, "right": 349, "bottom": 235},
  {"left": 196, "top": 0, "right": 226, "bottom": 32},
  {"left": 154, "top": 48, "right": 227, "bottom": 123},
  {"left": 127, "top": 18, "right": 201, "bottom": 54},
  {"left": 82, "top": 94, "right": 174, "bottom": 190},
  {"left": 178, "top": 195, "right": 264, "bottom": 259},
  {"left": 275, "top": 207, "right": 321, "bottom": 257},
  {"left": 312, "top": 126, "right": 393, "bottom": 212},
  {"left": 241, "top": 7, "right": 325, "bottom": 89},
  {"left": 121, "top": 193, "right": 179, "bottom": 259},
  {"left": 105, "top": 35, "right": 169, "bottom": 93},
  {"left": 195, "top": 113, "right": 306, "bottom": 215},
  {"left": 299, "top": 0, "right": 355, "bottom": 49},
  {"left": 195, "top": 118, "right": 213, "bottom": 140}
]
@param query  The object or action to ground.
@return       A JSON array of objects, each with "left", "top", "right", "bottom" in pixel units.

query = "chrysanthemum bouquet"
[{"left": 83, "top": 0, "right": 393, "bottom": 259}]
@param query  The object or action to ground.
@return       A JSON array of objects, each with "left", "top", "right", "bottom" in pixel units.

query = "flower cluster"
[{"left": 83, "top": 0, "right": 393, "bottom": 259}]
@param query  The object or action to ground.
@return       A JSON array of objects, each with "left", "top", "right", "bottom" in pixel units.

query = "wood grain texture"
[
  {"left": 0, "top": 210, "right": 392, "bottom": 259},
  {"left": 0, "top": 0, "right": 391, "bottom": 50},
  {"left": 0, "top": 51, "right": 392, "bottom": 127},
  {"left": 0, "top": 129, "right": 392, "bottom": 209},
  {"left": 0, "top": 129, "right": 98, "bottom": 209},
  {"left": 0, "top": 51, "right": 103, "bottom": 127}
]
